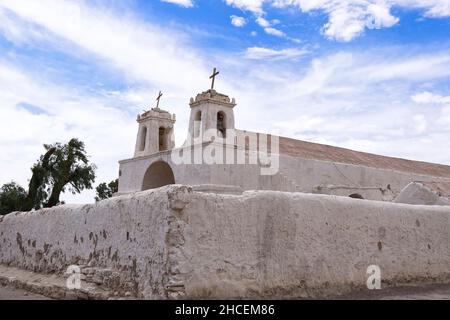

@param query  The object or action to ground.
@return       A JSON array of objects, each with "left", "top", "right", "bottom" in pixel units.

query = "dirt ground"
[
  {"left": 1, "top": 282, "right": 450, "bottom": 300},
  {"left": 333, "top": 282, "right": 450, "bottom": 300},
  {"left": 0, "top": 285, "right": 51, "bottom": 300}
]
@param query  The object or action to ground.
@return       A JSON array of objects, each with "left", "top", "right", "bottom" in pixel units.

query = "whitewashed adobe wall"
[
  {"left": 394, "top": 182, "right": 450, "bottom": 206},
  {"left": 176, "top": 189, "right": 450, "bottom": 298},
  {"left": 0, "top": 186, "right": 192, "bottom": 298},
  {"left": 1, "top": 185, "right": 449, "bottom": 299}
]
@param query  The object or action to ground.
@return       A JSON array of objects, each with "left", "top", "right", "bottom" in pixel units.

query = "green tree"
[
  {"left": 0, "top": 182, "right": 27, "bottom": 215},
  {"left": 0, "top": 138, "right": 96, "bottom": 215},
  {"left": 95, "top": 179, "right": 118, "bottom": 202},
  {"left": 42, "top": 138, "right": 97, "bottom": 208},
  {"left": 23, "top": 146, "right": 56, "bottom": 210}
]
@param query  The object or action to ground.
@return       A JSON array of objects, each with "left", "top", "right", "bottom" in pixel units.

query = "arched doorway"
[{"left": 142, "top": 161, "right": 175, "bottom": 190}]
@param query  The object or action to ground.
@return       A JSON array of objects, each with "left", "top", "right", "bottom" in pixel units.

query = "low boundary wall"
[{"left": 1, "top": 185, "right": 449, "bottom": 298}]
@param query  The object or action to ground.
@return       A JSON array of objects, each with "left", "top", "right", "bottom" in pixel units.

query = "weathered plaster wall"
[
  {"left": 119, "top": 146, "right": 450, "bottom": 201},
  {"left": 1, "top": 185, "right": 450, "bottom": 299},
  {"left": 0, "top": 186, "right": 191, "bottom": 298},
  {"left": 174, "top": 189, "right": 450, "bottom": 298},
  {"left": 394, "top": 182, "right": 450, "bottom": 206},
  {"left": 279, "top": 153, "right": 450, "bottom": 200}
]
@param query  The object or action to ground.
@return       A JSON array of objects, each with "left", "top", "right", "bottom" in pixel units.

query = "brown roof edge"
[{"left": 275, "top": 135, "right": 450, "bottom": 179}]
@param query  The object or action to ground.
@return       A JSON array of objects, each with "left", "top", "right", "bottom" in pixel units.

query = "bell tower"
[
  {"left": 187, "top": 68, "right": 236, "bottom": 143},
  {"left": 134, "top": 91, "right": 176, "bottom": 157}
]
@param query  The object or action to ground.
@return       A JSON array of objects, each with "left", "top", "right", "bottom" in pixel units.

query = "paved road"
[{"left": 0, "top": 285, "right": 51, "bottom": 300}]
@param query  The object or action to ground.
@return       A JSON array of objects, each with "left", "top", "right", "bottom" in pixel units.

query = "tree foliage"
[
  {"left": 95, "top": 179, "right": 118, "bottom": 202},
  {"left": 24, "top": 146, "right": 56, "bottom": 210},
  {"left": 0, "top": 138, "right": 96, "bottom": 215},
  {"left": 41, "top": 138, "right": 96, "bottom": 208},
  {"left": 0, "top": 182, "right": 27, "bottom": 215}
]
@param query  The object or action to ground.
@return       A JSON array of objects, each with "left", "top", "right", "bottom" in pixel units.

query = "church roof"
[{"left": 279, "top": 136, "right": 450, "bottom": 179}]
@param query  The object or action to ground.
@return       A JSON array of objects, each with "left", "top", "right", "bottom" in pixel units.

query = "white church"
[{"left": 118, "top": 69, "right": 450, "bottom": 204}]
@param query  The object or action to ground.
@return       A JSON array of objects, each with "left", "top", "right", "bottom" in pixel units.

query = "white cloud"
[
  {"left": 225, "top": 0, "right": 266, "bottom": 15},
  {"left": 161, "top": 0, "right": 194, "bottom": 8},
  {"left": 352, "top": 54, "right": 450, "bottom": 82},
  {"left": 412, "top": 91, "right": 450, "bottom": 104},
  {"left": 271, "top": 19, "right": 281, "bottom": 25},
  {"left": 322, "top": 3, "right": 398, "bottom": 41},
  {"left": 244, "top": 46, "right": 307, "bottom": 60},
  {"left": 412, "top": 114, "right": 427, "bottom": 134},
  {"left": 395, "top": 0, "right": 450, "bottom": 17},
  {"left": 225, "top": 0, "right": 450, "bottom": 41},
  {"left": 440, "top": 105, "right": 450, "bottom": 124},
  {"left": 256, "top": 16, "right": 271, "bottom": 27},
  {"left": 264, "top": 27, "right": 286, "bottom": 37},
  {"left": 230, "top": 15, "right": 247, "bottom": 27},
  {"left": 255, "top": 16, "right": 288, "bottom": 38},
  {"left": 0, "top": 0, "right": 208, "bottom": 94},
  {"left": 0, "top": 61, "right": 136, "bottom": 204},
  {"left": 411, "top": 91, "right": 450, "bottom": 129},
  {"left": 272, "top": 0, "right": 399, "bottom": 41}
]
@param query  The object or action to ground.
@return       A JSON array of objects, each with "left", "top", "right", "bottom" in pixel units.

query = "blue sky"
[{"left": 1, "top": 0, "right": 450, "bottom": 203}]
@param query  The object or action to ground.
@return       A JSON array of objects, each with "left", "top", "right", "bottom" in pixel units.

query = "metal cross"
[
  {"left": 156, "top": 91, "right": 163, "bottom": 109},
  {"left": 209, "top": 68, "right": 219, "bottom": 90}
]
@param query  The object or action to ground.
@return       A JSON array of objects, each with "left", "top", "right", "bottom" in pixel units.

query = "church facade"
[{"left": 118, "top": 74, "right": 450, "bottom": 203}]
